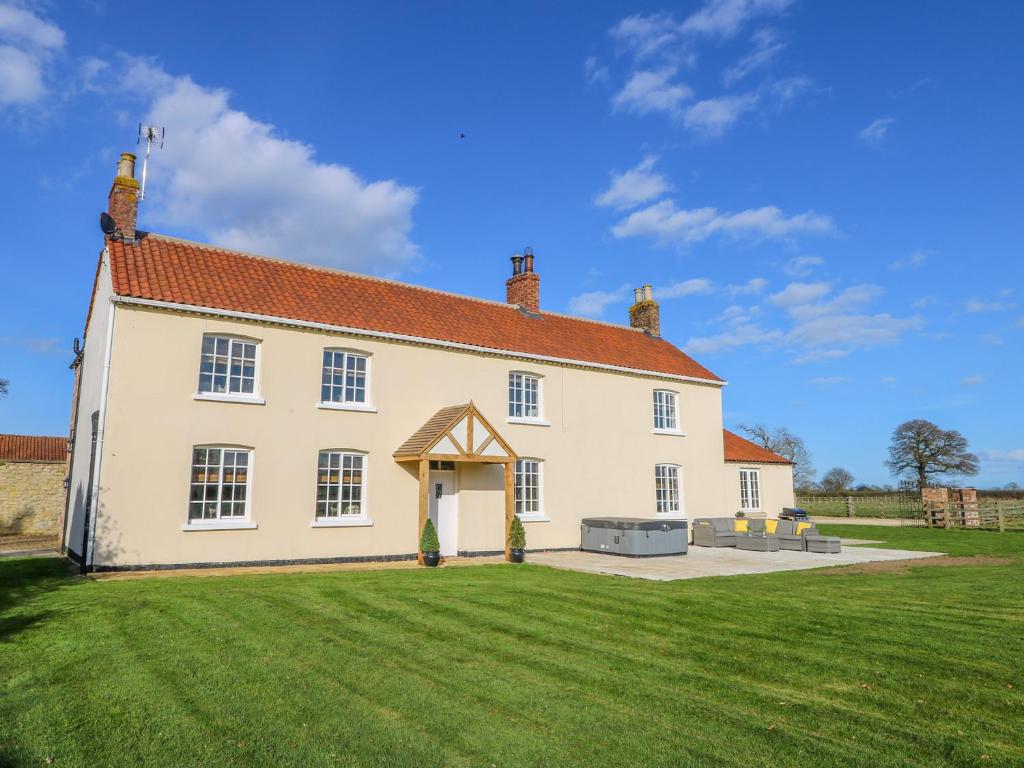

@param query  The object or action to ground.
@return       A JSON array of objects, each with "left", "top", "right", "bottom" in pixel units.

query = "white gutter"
[
  {"left": 113, "top": 296, "right": 727, "bottom": 387},
  {"left": 85, "top": 288, "right": 117, "bottom": 569}
]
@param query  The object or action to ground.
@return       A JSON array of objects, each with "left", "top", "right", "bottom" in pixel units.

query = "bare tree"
[
  {"left": 738, "top": 424, "right": 816, "bottom": 490},
  {"left": 821, "top": 467, "right": 855, "bottom": 493},
  {"left": 886, "top": 419, "right": 979, "bottom": 488}
]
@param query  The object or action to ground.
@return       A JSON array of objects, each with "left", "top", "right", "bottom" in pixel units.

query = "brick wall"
[{"left": 0, "top": 461, "right": 65, "bottom": 537}]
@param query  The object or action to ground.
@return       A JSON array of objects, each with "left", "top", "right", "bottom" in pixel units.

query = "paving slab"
[{"left": 528, "top": 545, "right": 944, "bottom": 582}]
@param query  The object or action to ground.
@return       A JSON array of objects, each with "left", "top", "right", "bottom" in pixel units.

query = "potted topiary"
[
  {"left": 735, "top": 510, "right": 746, "bottom": 519},
  {"left": 421, "top": 519, "right": 441, "bottom": 567},
  {"left": 508, "top": 516, "right": 526, "bottom": 563}
]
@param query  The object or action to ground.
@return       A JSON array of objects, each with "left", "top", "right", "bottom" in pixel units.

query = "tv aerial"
[{"left": 137, "top": 124, "right": 165, "bottom": 201}]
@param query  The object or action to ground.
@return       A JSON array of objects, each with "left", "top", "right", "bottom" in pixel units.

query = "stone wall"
[{"left": 0, "top": 461, "right": 65, "bottom": 537}]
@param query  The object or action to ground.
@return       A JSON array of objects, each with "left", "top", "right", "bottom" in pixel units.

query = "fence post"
[
  {"left": 944, "top": 503, "right": 952, "bottom": 529},
  {"left": 846, "top": 496, "right": 855, "bottom": 517},
  {"left": 997, "top": 502, "right": 1005, "bottom": 533}
]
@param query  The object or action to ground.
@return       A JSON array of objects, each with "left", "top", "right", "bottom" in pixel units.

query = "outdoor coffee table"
[
  {"left": 736, "top": 535, "right": 781, "bottom": 552},
  {"left": 804, "top": 535, "right": 841, "bottom": 554}
]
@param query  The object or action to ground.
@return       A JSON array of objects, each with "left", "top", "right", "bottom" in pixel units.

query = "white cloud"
[
  {"left": 966, "top": 299, "right": 1016, "bottom": 313},
  {"left": 729, "top": 277, "right": 768, "bottom": 295},
  {"left": 0, "top": 5, "right": 64, "bottom": 48},
  {"left": 890, "top": 249, "right": 929, "bottom": 270},
  {"left": 681, "top": 0, "right": 793, "bottom": 39},
  {"left": 691, "top": 279, "right": 922, "bottom": 361},
  {"left": 609, "top": 13, "right": 684, "bottom": 59},
  {"left": 583, "top": 56, "right": 609, "bottom": 85},
  {"left": 788, "top": 312, "right": 923, "bottom": 354},
  {"left": 659, "top": 278, "right": 714, "bottom": 298},
  {"left": 982, "top": 333, "right": 1003, "bottom": 347},
  {"left": 980, "top": 448, "right": 1024, "bottom": 462},
  {"left": 612, "top": 200, "right": 834, "bottom": 245},
  {"left": 1017, "top": 316, "right": 1024, "bottom": 328},
  {"left": 960, "top": 374, "right": 985, "bottom": 387},
  {"left": 106, "top": 57, "right": 419, "bottom": 274},
  {"left": 723, "top": 28, "right": 785, "bottom": 85},
  {"left": 683, "top": 92, "right": 759, "bottom": 137},
  {"left": 685, "top": 322, "right": 785, "bottom": 355},
  {"left": 567, "top": 285, "right": 630, "bottom": 318},
  {"left": 783, "top": 255, "right": 823, "bottom": 277},
  {"left": 611, "top": 67, "right": 692, "bottom": 116},
  {"left": 810, "top": 376, "right": 847, "bottom": 386},
  {"left": 0, "top": 4, "right": 64, "bottom": 107},
  {"left": 769, "top": 281, "right": 831, "bottom": 308},
  {"left": 913, "top": 295, "right": 936, "bottom": 309},
  {"left": 880, "top": 376, "right": 897, "bottom": 384},
  {"left": 859, "top": 117, "right": 895, "bottom": 145},
  {"left": 595, "top": 155, "right": 670, "bottom": 210}
]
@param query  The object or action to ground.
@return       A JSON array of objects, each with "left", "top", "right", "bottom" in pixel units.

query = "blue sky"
[{"left": 0, "top": 0, "right": 1021, "bottom": 487}]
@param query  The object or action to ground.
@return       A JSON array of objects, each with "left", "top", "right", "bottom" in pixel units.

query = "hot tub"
[{"left": 580, "top": 517, "right": 688, "bottom": 557}]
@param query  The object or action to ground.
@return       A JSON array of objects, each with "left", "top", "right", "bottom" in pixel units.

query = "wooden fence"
[
  {"left": 923, "top": 502, "right": 1024, "bottom": 532},
  {"left": 795, "top": 495, "right": 918, "bottom": 519}
]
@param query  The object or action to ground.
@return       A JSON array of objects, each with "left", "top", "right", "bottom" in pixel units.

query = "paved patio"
[{"left": 528, "top": 542, "right": 944, "bottom": 581}]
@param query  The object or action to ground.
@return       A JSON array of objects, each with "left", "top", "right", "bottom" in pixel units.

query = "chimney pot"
[
  {"left": 116, "top": 152, "right": 136, "bottom": 180},
  {"left": 524, "top": 250, "right": 534, "bottom": 273},
  {"left": 510, "top": 253, "right": 524, "bottom": 275},
  {"left": 643, "top": 284, "right": 653, "bottom": 302},
  {"left": 633, "top": 287, "right": 643, "bottom": 304}
]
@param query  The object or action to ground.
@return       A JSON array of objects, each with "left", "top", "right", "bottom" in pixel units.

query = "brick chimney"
[
  {"left": 629, "top": 284, "right": 660, "bottom": 336},
  {"left": 506, "top": 247, "right": 540, "bottom": 313},
  {"left": 108, "top": 152, "right": 139, "bottom": 240}
]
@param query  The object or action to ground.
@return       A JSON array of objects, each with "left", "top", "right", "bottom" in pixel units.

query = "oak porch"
[{"left": 393, "top": 403, "right": 518, "bottom": 562}]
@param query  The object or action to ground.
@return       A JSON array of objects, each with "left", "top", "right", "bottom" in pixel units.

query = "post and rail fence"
[{"left": 795, "top": 493, "right": 1024, "bottom": 532}]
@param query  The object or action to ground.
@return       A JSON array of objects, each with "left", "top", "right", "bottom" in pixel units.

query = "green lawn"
[{"left": 2, "top": 528, "right": 1023, "bottom": 767}]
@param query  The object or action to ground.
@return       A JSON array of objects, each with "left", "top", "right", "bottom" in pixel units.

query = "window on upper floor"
[
  {"left": 514, "top": 458, "right": 544, "bottom": 518},
  {"left": 188, "top": 447, "right": 251, "bottom": 521},
  {"left": 508, "top": 372, "right": 542, "bottom": 421},
  {"left": 655, "top": 463, "right": 681, "bottom": 516},
  {"left": 653, "top": 390, "right": 679, "bottom": 432},
  {"left": 197, "top": 335, "right": 259, "bottom": 397},
  {"left": 316, "top": 450, "right": 367, "bottom": 519},
  {"left": 739, "top": 468, "right": 761, "bottom": 511},
  {"left": 321, "top": 350, "right": 370, "bottom": 406}
]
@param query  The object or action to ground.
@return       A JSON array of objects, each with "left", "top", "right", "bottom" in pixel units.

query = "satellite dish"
[{"left": 99, "top": 212, "right": 117, "bottom": 235}]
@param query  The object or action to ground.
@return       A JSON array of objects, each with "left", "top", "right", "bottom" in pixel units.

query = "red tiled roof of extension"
[
  {"left": 0, "top": 434, "right": 67, "bottom": 463},
  {"left": 722, "top": 429, "right": 793, "bottom": 464},
  {"left": 105, "top": 235, "right": 723, "bottom": 382}
]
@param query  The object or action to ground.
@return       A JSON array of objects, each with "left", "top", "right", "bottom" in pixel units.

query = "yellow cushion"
[
  {"left": 734, "top": 519, "right": 749, "bottom": 532},
  {"left": 795, "top": 522, "right": 812, "bottom": 535},
  {"left": 765, "top": 519, "right": 778, "bottom": 534}
]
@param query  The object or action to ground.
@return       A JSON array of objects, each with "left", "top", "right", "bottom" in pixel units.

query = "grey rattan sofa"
[{"left": 692, "top": 517, "right": 825, "bottom": 551}]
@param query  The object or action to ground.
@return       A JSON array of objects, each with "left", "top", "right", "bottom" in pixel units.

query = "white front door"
[{"left": 428, "top": 471, "right": 458, "bottom": 556}]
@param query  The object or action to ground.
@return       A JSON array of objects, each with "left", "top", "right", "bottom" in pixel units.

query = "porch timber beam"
[
  {"left": 504, "top": 462, "right": 514, "bottom": 562},
  {"left": 418, "top": 458, "right": 428, "bottom": 565}
]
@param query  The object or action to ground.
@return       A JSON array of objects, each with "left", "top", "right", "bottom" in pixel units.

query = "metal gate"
[{"left": 896, "top": 480, "right": 924, "bottom": 526}]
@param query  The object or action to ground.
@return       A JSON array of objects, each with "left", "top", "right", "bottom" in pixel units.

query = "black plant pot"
[
  {"left": 422, "top": 551, "right": 441, "bottom": 567},
  {"left": 509, "top": 548, "right": 526, "bottom": 563}
]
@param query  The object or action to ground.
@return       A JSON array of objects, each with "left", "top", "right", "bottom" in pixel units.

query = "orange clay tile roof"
[
  {"left": 0, "top": 434, "right": 66, "bottom": 463},
  {"left": 723, "top": 429, "right": 793, "bottom": 464},
  {"left": 104, "top": 234, "right": 723, "bottom": 383}
]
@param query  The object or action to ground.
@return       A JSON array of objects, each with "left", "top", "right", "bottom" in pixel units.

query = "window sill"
[
  {"left": 181, "top": 520, "right": 258, "bottom": 531},
  {"left": 516, "top": 514, "right": 551, "bottom": 523},
  {"left": 317, "top": 402, "right": 378, "bottom": 413},
  {"left": 310, "top": 518, "right": 374, "bottom": 528},
  {"left": 655, "top": 513, "right": 686, "bottom": 520},
  {"left": 507, "top": 417, "right": 550, "bottom": 427},
  {"left": 652, "top": 428, "right": 686, "bottom": 437},
  {"left": 194, "top": 393, "right": 266, "bottom": 406}
]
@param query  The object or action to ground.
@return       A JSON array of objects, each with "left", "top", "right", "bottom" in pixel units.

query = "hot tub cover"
[{"left": 582, "top": 517, "right": 687, "bottom": 531}]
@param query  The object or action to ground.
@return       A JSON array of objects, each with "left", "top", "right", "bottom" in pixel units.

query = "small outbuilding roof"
[
  {"left": 722, "top": 429, "right": 793, "bottom": 465},
  {"left": 0, "top": 434, "right": 66, "bottom": 463}
]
